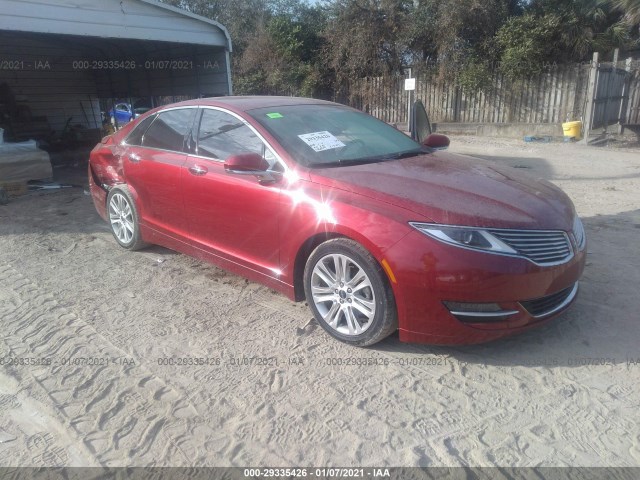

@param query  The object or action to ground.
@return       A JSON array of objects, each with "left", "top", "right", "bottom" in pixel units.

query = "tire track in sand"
[{"left": 0, "top": 264, "right": 203, "bottom": 466}]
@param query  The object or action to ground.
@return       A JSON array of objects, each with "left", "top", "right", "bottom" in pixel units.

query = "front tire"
[
  {"left": 304, "top": 238, "right": 397, "bottom": 346},
  {"left": 107, "top": 186, "right": 146, "bottom": 250}
]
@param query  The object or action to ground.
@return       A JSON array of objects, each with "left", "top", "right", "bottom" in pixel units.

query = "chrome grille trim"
[
  {"left": 449, "top": 310, "right": 520, "bottom": 324},
  {"left": 520, "top": 283, "right": 579, "bottom": 318},
  {"left": 487, "top": 229, "right": 573, "bottom": 266},
  {"left": 572, "top": 216, "right": 586, "bottom": 251},
  {"left": 448, "top": 310, "right": 519, "bottom": 317}
]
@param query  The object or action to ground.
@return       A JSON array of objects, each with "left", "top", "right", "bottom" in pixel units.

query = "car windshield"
[{"left": 248, "top": 104, "right": 425, "bottom": 167}]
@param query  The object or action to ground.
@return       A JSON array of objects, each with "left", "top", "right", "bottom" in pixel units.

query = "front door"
[{"left": 182, "top": 108, "right": 282, "bottom": 277}]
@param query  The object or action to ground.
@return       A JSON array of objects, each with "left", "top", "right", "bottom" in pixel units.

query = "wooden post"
[
  {"left": 453, "top": 86, "right": 460, "bottom": 122},
  {"left": 581, "top": 52, "right": 599, "bottom": 143},
  {"left": 618, "top": 57, "right": 633, "bottom": 134},
  {"left": 405, "top": 68, "right": 412, "bottom": 130}
]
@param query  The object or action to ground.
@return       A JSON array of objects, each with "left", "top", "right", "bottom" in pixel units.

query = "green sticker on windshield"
[{"left": 266, "top": 112, "right": 283, "bottom": 119}]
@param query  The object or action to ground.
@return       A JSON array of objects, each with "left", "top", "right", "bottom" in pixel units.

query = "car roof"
[{"left": 168, "top": 96, "right": 340, "bottom": 112}]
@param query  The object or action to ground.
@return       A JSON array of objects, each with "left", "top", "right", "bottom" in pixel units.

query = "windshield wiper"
[
  {"left": 379, "top": 148, "right": 427, "bottom": 160},
  {"left": 309, "top": 157, "right": 388, "bottom": 168},
  {"left": 308, "top": 148, "right": 427, "bottom": 168}
]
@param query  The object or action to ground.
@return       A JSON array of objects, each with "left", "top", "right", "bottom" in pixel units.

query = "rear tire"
[
  {"left": 304, "top": 238, "right": 397, "bottom": 346},
  {"left": 106, "top": 186, "right": 146, "bottom": 250}
]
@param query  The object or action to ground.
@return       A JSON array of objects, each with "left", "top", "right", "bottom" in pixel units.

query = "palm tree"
[
  {"left": 610, "top": 0, "right": 640, "bottom": 30},
  {"left": 556, "top": 0, "right": 628, "bottom": 60}
]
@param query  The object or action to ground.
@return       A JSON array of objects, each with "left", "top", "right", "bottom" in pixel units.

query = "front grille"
[
  {"left": 488, "top": 229, "right": 572, "bottom": 265},
  {"left": 520, "top": 284, "right": 577, "bottom": 317}
]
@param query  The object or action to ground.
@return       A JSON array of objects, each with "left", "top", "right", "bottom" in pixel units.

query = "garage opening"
[{"left": 0, "top": 0, "right": 232, "bottom": 196}]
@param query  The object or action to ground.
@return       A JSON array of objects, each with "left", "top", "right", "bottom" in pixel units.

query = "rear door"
[
  {"left": 122, "top": 107, "right": 196, "bottom": 239},
  {"left": 182, "top": 107, "right": 283, "bottom": 277}
]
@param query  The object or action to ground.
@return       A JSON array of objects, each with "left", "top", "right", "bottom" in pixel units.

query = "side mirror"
[
  {"left": 224, "top": 153, "right": 269, "bottom": 173},
  {"left": 410, "top": 99, "right": 432, "bottom": 143},
  {"left": 422, "top": 133, "right": 450, "bottom": 150},
  {"left": 224, "top": 153, "right": 281, "bottom": 184}
]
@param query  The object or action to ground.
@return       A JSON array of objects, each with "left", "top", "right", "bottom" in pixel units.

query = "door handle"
[
  {"left": 128, "top": 153, "right": 141, "bottom": 163},
  {"left": 188, "top": 165, "right": 208, "bottom": 176}
]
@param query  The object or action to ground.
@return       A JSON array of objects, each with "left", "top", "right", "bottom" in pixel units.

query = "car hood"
[{"left": 308, "top": 152, "right": 575, "bottom": 230}]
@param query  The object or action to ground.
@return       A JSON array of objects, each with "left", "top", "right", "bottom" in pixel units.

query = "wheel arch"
[
  {"left": 105, "top": 184, "right": 147, "bottom": 250},
  {"left": 293, "top": 231, "right": 347, "bottom": 301},
  {"left": 105, "top": 182, "right": 141, "bottom": 212},
  {"left": 292, "top": 225, "right": 395, "bottom": 302}
]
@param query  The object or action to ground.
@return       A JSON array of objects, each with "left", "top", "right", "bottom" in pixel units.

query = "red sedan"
[{"left": 88, "top": 96, "right": 586, "bottom": 346}]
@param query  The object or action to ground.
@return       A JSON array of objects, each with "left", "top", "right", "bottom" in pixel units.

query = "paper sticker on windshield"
[
  {"left": 297, "top": 131, "right": 345, "bottom": 152},
  {"left": 266, "top": 112, "right": 283, "bottom": 119}
]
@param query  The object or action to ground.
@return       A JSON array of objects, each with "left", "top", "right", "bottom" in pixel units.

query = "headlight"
[
  {"left": 409, "top": 222, "right": 518, "bottom": 255},
  {"left": 573, "top": 215, "right": 586, "bottom": 250}
]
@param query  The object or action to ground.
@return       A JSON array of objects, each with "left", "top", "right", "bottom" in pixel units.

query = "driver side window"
[{"left": 196, "top": 109, "right": 276, "bottom": 167}]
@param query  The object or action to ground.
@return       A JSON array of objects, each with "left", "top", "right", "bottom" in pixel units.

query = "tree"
[
  {"left": 496, "top": 13, "right": 561, "bottom": 79},
  {"left": 535, "top": 0, "right": 633, "bottom": 59},
  {"left": 161, "top": 0, "right": 637, "bottom": 96},
  {"left": 321, "top": 0, "right": 520, "bottom": 91},
  {"left": 235, "top": 16, "right": 320, "bottom": 95},
  {"left": 322, "top": 0, "right": 412, "bottom": 83},
  {"left": 608, "top": 0, "right": 640, "bottom": 33},
  {"left": 162, "top": 0, "right": 271, "bottom": 54},
  {"left": 496, "top": 0, "right": 636, "bottom": 79},
  {"left": 162, "top": 0, "right": 327, "bottom": 96}
]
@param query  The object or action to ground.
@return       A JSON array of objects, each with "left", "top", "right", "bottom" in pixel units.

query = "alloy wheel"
[
  {"left": 109, "top": 192, "right": 135, "bottom": 244},
  {"left": 310, "top": 253, "right": 376, "bottom": 336}
]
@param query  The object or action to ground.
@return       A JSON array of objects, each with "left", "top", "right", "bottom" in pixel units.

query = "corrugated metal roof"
[{"left": 0, "top": 0, "right": 232, "bottom": 51}]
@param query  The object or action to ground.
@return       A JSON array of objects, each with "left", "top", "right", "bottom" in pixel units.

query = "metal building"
[{"left": 0, "top": 0, "right": 232, "bottom": 135}]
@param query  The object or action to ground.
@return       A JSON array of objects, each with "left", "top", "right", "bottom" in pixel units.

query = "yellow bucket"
[{"left": 562, "top": 120, "right": 582, "bottom": 140}]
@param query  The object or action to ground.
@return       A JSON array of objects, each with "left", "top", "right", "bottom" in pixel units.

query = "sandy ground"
[{"left": 0, "top": 136, "right": 639, "bottom": 468}]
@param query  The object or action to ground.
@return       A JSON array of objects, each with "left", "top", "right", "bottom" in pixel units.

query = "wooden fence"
[
  {"left": 251, "top": 57, "right": 640, "bottom": 132},
  {"left": 339, "top": 60, "right": 640, "bottom": 132},
  {"left": 339, "top": 64, "right": 597, "bottom": 126}
]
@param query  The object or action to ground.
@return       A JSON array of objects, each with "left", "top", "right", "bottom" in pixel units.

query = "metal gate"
[
  {"left": 624, "top": 68, "right": 640, "bottom": 127},
  {"left": 584, "top": 53, "right": 638, "bottom": 137},
  {"left": 591, "top": 65, "right": 629, "bottom": 129}
]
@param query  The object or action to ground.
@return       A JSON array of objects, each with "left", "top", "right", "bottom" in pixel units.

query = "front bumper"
[{"left": 384, "top": 230, "right": 586, "bottom": 345}]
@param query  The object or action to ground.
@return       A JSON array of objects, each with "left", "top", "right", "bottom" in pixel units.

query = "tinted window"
[
  {"left": 196, "top": 109, "right": 274, "bottom": 165},
  {"left": 126, "top": 114, "right": 156, "bottom": 146},
  {"left": 142, "top": 108, "right": 196, "bottom": 152}
]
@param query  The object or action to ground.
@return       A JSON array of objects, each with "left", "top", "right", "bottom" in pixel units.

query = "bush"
[{"left": 496, "top": 14, "right": 560, "bottom": 80}]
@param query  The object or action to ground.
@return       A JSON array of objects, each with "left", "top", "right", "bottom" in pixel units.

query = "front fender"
[{"left": 279, "top": 182, "right": 419, "bottom": 291}]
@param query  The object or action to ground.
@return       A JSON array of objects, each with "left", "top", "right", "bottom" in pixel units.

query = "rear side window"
[
  {"left": 141, "top": 108, "right": 196, "bottom": 152},
  {"left": 125, "top": 114, "right": 156, "bottom": 146}
]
